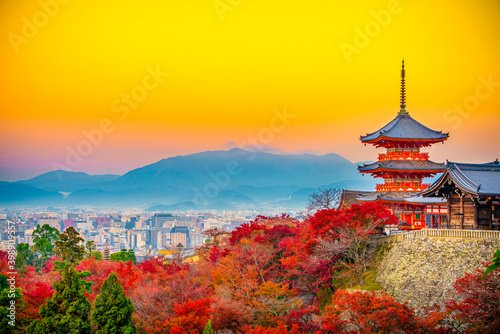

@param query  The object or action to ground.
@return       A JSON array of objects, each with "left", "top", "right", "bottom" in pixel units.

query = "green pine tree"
[
  {"left": 91, "top": 272, "right": 136, "bottom": 334},
  {"left": 91, "top": 251, "right": 103, "bottom": 261},
  {"left": 55, "top": 227, "right": 85, "bottom": 264},
  {"left": 203, "top": 320, "right": 214, "bottom": 334},
  {"left": 27, "top": 263, "right": 92, "bottom": 334},
  {"left": 15, "top": 243, "right": 34, "bottom": 272},
  {"left": 85, "top": 241, "right": 96, "bottom": 259},
  {"left": 110, "top": 249, "right": 136, "bottom": 264},
  {"left": 126, "top": 250, "right": 137, "bottom": 265},
  {"left": 0, "top": 275, "right": 27, "bottom": 334},
  {"left": 31, "top": 224, "right": 60, "bottom": 270}
]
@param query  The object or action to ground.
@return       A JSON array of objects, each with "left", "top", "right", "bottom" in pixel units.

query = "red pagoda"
[{"left": 356, "top": 61, "right": 449, "bottom": 229}]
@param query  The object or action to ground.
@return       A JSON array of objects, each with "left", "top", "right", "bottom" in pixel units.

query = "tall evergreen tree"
[
  {"left": 31, "top": 224, "right": 60, "bottom": 269},
  {"left": 126, "top": 249, "right": 137, "bottom": 265},
  {"left": 55, "top": 227, "right": 85, "bottom": 264},
  {"left": 15, "top": 243, "right": 34, "bottom": 272},
  {"left": 203, "top": 320, "right": 214, "bottom": 334},
  {"left": 92, "top": 272, "right": 136, "bottom": 334},
  {"left": 27, "top": 263, "right": 92, "bottom": 334},
  {"left": 110, "top": 249, "right": 136, "bottom": 265},
  {"left": 85, "top": 240, "right": 96, "bottom": 258},
  {"left": 0, "top": 274, "right": 26, "bottom": 334}
]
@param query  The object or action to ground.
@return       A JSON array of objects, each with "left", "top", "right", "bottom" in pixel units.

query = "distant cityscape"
[{"left": 0, "top": 209, "right": 270, "bottom": 260}]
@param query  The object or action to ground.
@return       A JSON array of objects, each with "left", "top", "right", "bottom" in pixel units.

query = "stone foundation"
[{"left": 376, "top": 237, "right": 500, "bottom": 312}]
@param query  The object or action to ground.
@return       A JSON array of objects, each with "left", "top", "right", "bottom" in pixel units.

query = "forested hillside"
[{"left": 2, "top": 203, "right": 499, "bottom": 333}]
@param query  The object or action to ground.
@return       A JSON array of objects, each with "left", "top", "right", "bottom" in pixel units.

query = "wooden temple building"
[
  {"left": 343, "top": 61, "right": 450, "bottom": 229},
  {"left": 420, "top": 160, "right": 500, "bottom": 229}
]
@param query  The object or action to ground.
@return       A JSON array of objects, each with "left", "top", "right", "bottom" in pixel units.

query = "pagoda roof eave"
[
  {"left": 357, "top": 160, "right": 445, "bottom": 173},
  {"left": 359, "top": 169, "right": 444, "bottom": 174},
  {"left": 360, "top": 113, "right": 449, "bottom": 143},
  {"left": 361, "top": 136, "right": 448, "bottom": 146}
]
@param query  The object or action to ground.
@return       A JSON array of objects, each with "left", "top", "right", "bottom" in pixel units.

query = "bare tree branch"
[
  {"left": 307, "top": 187, "right": 342, "bottom": 211},
  {"left": 202, "top": 228, "right": 231, "bottom": 246},
  {"left": 315, "top": 218, "right": 381, "bottom": 286}
]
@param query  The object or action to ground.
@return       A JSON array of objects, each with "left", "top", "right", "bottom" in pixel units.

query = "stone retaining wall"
[{"left": 376, "top": 237, "right": 500, "bottom": 312}]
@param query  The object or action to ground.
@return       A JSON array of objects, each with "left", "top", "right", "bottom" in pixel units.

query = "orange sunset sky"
[{"left": 1, "top": 0, "right": 499, "bottom": 181}]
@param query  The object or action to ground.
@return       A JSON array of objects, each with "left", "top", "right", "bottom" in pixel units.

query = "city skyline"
[{"left": 1, "top": 0, "right": 500, "bottom": 181}]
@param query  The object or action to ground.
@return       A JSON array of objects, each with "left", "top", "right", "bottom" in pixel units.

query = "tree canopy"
[
  {"left": 27, "top": 263, "right": 92, "bottom": 334},
  {"left": 92, "top": 272, "right": 136, "bottom": 334},
  {"left": 111, "top": 249, "right": 137, "bottom": 265},
  {"left": 55, "top": 227, "right": 85, "bottom": 264},
  {"left": 8, "top": 203, "right": 500, "bottom": 333},
  {"left": 31, "top": 224, "right": 60, "bottom": 269}
]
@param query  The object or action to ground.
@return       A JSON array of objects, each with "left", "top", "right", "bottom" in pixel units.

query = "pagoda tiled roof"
[
  {"left": 358, "top": 160, "right": 445, "bottom": 173},
  {"left": 360, "top": 114, "right": 449, "bottom": 142},
  {"left": 422, "top": 160, "right": 500, "bottom": 197}
]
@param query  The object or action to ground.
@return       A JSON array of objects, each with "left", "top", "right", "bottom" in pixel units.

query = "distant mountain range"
[
  {"left": 16, "top": 171, "right": 120, "bottom": 192},
  {"left": 0, "top": 148, "right": 378, "bottom": 209}
]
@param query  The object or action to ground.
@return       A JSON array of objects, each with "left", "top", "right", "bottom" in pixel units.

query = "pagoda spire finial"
[{"left": 398, "top": 59, "right": 408, "bottom": 115}]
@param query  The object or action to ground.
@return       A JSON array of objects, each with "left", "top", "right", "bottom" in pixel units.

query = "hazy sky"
[{"left": 1, "top": 0, "right": 499, "bottom": 181}]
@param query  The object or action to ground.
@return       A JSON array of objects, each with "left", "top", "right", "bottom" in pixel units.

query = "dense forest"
[{"left": 2, "top": 202, "right": 499, "bottom": 333}]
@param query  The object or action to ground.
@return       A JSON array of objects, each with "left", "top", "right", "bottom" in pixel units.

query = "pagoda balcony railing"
[
  {"left": 376, "top": 183, "right": 431, "bottom": 192},
  {"left": 378, "top": 152, "right": 429, "bottom": 161}
]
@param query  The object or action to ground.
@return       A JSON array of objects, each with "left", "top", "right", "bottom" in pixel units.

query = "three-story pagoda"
[{"left": 357, "top": 61, "right": 449, "bottom": 229}]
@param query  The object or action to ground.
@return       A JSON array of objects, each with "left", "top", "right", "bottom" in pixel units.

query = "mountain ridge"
[{"left": 2, "top": 149, "right": 380, "bottom": 209}]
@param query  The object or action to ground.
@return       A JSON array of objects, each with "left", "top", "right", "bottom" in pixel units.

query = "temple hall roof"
[
  {"left": 357, "top": 192, "right": 447, "bottom": 205},
  {"left": 404, "top": 196, "right": 447, "bottom": 205},
  {"left": 339, "top": 189, "right": 372, "bottom": 208},
  {"left": 422, "top": 160, "right": 500, "bottom": 197},
  {"left": 360, "top": 114, "right": 449, "bottom": 143},
  {"left": 356, "top": 191, "right": 418, "bottom": 203}
]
